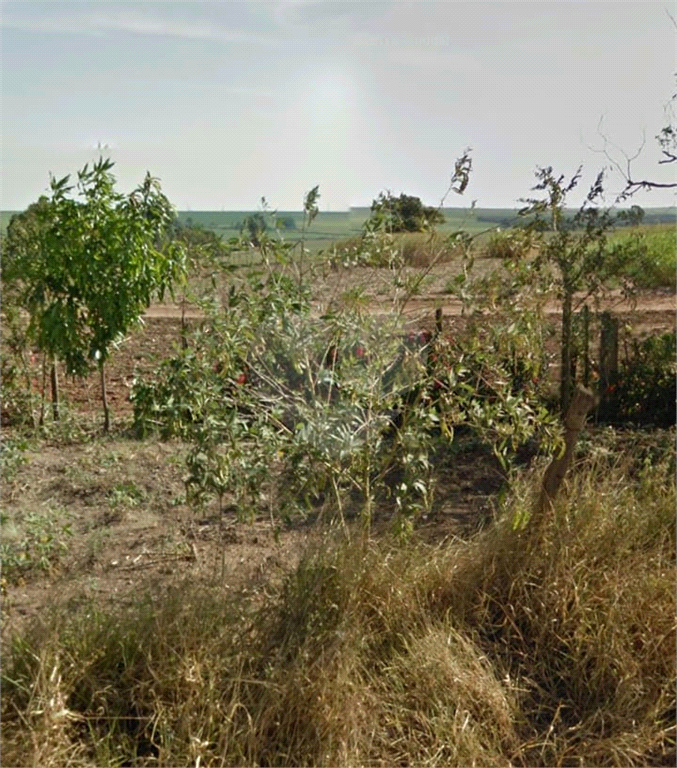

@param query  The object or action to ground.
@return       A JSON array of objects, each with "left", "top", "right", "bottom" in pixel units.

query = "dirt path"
[{"left": 145, "top": 288, "right": 676, "bottom": 320}]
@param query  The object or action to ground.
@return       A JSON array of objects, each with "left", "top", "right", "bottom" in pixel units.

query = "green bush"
[
  {"left": 131, "top": 346, "right": 239, "bottom": 440},
  {"left": 0, "top": 286, "right": 37, "bottom": 428},
  {"left": 483, "top": 229, "right": 530, "bottom": 261},
  {"left": 369, "top": 192, "right": 445, "bottom": 233},
  {"left": 600, "top": 331, "right": 676, "bottom": 427}
]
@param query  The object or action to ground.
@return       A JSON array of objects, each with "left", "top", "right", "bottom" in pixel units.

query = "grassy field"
[
  {"left": 3, "top": 205, "right": 674, "bottom": 239},
  {"left": 2, "top": 206, "right": 672, "bottom": 261}
]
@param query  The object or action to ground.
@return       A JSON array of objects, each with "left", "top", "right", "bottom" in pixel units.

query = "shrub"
[
  {"left": 483, "top": 229, "right": 531, "bottom": 261},
  {"left": 369, "top": 192, "right": 445, "bottom": 233},
  {"left": 131, "top": 345, "right": 236, "bottom": 440},
  {"left": 0, "top": 284, "right": 37, "bottom": 428},
  {"left": 600, "top": 331, "right": 676, "bottom": 427},
  {"left": 133, "top": 287, "right": 559, "bottom": 531}
]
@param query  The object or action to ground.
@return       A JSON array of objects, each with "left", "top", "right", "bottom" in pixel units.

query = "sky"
[{"left": 2, "top": 0, "right": 675, "bottom": 212}]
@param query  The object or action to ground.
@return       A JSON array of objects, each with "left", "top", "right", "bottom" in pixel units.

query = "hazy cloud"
[
  {"left": 2, "top": 1, "right": 674, "bottom": 210},
  {"left": 1, "top": 2, "right": 279, "bottom": 46}
]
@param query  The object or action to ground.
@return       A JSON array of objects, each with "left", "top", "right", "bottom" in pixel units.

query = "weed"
[
  {"left": 107, "top": 480, "right": 147, "bottom": 509},
  {"left": 0, "top": 436, "right": 29, "bottom": 482},
  {"left": 0, "top": 506, "right": 74, "bottom": 583}
]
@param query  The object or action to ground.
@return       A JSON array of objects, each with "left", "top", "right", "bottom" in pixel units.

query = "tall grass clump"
[{"left": 2, "top": 432, "right": 675, "bottom": 767}]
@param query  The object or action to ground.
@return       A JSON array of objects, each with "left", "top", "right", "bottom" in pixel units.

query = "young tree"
[
  {"left": 3, "top": 157, "right": 186, "bottom": 431},
  {"left": 518, "top": 166, "right": 644, "bottom": 413}
]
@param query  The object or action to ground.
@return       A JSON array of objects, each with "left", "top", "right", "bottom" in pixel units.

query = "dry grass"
[
  {"left": 2, "top": 433, "right": 675, "bottom": 767},
  {"left": 330, "top": 231, "right": 468, "bottom": 269}
]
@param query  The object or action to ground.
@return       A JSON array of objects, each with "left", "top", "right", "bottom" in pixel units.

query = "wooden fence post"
[
  {"left": 435, "top": 307, "right": 443, "bottom": 337},
  {"left": 599, "top": 312, "right": 619, "bottom": 400},
  {"left": 581, "top": 305, "right": 590, "bottom": 387}
]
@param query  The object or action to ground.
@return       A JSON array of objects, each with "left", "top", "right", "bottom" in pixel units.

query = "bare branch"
[{"left": 589, "top": 116, "right": 676, "bottom": 201}]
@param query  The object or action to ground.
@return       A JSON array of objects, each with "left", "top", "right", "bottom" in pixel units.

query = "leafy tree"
[
  {"left": 2, "top": 157, "right": 186, "bottom": 431},
  {"left": 369, "top": 192, "right": 445, "bottom": 232}
]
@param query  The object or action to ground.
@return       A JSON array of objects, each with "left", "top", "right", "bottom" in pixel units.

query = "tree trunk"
[
  {"left": 39, "top": 354, "right": 48, "bottom": 426},
  {"left": 50, "top": 356, "right": 60, "bottom": 422},
  {"left": 536, "top": 385, "right": 598, "bottom": 522},
  {"left": 100, "top": 359, "right": 110, "bottom": 432},
  {"left": 435, "top": 307, "right": 443, "bottom": 337},
  {"left": 560, "top": 291, "right": 574, "bottom": 414},
  {"left": 180, "top": 294, "right": 189, "bottom": 350}
]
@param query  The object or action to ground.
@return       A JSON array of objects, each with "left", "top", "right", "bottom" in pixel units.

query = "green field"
[
  {"left": 170, "top": 206, "right": 677, "bottom": 245},
  {"left": 3, "top": 206, "right": 674, "bottom": 249}
]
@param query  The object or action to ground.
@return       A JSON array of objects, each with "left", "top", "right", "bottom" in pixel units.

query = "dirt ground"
[{"left": 1, "top": 283, "right": 674, "bottom": 640}]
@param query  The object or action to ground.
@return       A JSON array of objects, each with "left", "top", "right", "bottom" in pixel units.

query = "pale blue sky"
[{"left": 2, "top": 0, "right": 675, "bottom": 211}]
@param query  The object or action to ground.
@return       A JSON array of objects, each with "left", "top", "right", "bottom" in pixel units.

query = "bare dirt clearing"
[{"left": 1, "top": 427, "right": 500, "bottom": 641}]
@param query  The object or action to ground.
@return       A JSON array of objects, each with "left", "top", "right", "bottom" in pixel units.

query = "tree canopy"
[{"left": 369, "top": 193, "right": 445, "bottom": 233}]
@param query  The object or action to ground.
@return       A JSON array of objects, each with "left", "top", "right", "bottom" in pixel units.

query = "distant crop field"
[
  {"left": 175, "top": 207, "right": 520, "bottom": 241},
  {"left": 2, "top": 206, "right": 673, "bottom": 250}
]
